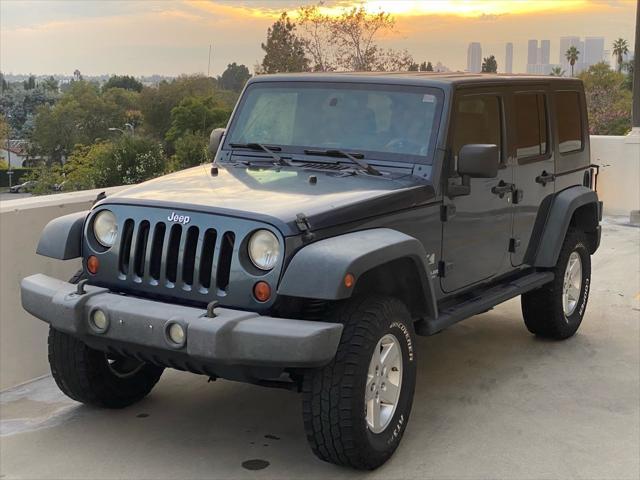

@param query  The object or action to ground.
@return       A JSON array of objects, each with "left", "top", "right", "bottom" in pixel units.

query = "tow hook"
[{"left": 76, "top": 279, "right": 88, "bottom": 295}]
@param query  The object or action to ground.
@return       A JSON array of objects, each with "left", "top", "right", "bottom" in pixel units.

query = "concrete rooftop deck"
[{"left": 1, "top": 217, "right": 638, "bottom": 480}]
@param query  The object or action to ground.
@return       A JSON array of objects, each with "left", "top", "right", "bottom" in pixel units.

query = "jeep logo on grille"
[{"left": 167, "top": 212, "right": 190, "bottom": 224}]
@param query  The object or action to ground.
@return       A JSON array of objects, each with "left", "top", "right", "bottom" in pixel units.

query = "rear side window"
[
  {"left": 555, "top": 91, "right": 583, "bottom": 153},
  {"left": 451, "top": 95, "right": 502, "bottom": 161},
  {"left": 514, "top": 93, "right": 548, "bottom": 160}
]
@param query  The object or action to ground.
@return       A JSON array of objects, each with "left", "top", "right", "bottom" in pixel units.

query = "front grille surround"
[{"left": 83, "top": 205, "right": 284, "bottom": 309}]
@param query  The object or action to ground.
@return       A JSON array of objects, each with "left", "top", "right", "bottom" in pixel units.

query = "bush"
[{"left": 168, "top": 133, "right": 209, "bottom": 171}]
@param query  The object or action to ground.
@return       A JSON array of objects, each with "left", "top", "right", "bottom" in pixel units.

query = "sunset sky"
[{"left": 1, "top": 0, "right": 636, "bottom": 76}]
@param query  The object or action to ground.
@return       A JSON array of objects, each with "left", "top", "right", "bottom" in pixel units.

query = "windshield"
[{"left": 224, "top": 82, "right": 443, "bottom": 163}]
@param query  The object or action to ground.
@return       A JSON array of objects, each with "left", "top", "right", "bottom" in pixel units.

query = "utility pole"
[
  {"left": 207, "top": 44, "right": 213, "bottom": 78},
  {"left": 633, "top": 0, "right": 640, "bottom": 129}
]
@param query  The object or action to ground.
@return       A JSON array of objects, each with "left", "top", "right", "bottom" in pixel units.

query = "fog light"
[
  {"left": 167, "top": 322, "right": 185, "bottom": 347},
  {"left": 253, "top": 281, "right": 271, "bottom": 302},
  {"left": 90, "top": 309, "right": 109, "bottom": 333}
]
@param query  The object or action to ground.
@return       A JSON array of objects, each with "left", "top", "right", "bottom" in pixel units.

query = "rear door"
[
  {"left": 441, "top": 89, "right": 513, "bottom": 293},
  {"left": 509, "top": 87, "right": 555, "bottom": 266}
]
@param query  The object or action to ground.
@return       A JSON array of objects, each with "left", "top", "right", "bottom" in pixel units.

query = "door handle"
[
  {"left": 491, "top": 180, "right": 515, "bottom": 198},
  {"left": 535, "top": 171, "right": 555, "bottom": 186}
]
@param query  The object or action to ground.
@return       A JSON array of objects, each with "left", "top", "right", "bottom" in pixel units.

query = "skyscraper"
[
  {"left": 505, "top": 43, "right": 513, "bottom": 74},
  {"left": 560, "top": 36, "right": 581, "bottom": 73},
  {"left": 584, "top": 37, "right": 605, "bottom": 66},
  {"left": 540, "top": 40, "right": 551, "bottom": 65},
  {"left": 467, "top": 42, "right": 482, "bottom": 73},
  {"left": 527, "top": 39, "right": 539, "bottom": 67}
]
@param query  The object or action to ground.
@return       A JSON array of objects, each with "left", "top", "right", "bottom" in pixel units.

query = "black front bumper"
[{"left": 21, "top": 275, "right": 343, "bottom": 372}]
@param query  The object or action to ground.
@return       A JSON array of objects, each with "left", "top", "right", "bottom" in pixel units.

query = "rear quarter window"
[{"left": 555, "top": 91, "right": 583, "bottom": 154}]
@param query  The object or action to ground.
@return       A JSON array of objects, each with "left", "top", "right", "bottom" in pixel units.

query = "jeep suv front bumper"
[{"left": 21, "top": 274, "right": 343, "bottom": 370}]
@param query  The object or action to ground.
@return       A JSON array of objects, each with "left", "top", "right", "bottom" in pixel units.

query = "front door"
[
  {"left": 441, "top": 91, "right": 513, "bottom": 293},
  {"left": 508, "top": 88, "right": 555, "bottom": 266}
]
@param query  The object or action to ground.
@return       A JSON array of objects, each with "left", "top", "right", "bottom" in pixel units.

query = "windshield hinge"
[
  {"left": 440, "top": 204, "right": 456, "bottom": 222},
  {"left": 296, "top": 213, "right": 315, "bottom": 241}
]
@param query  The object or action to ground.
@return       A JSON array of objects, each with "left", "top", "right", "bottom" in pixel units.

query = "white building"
[
  {"left": 505, "top": 43, "right": 513, "bottom": 74},
  {"left": 584, "top": 37, "right": 605, "bottom": 67},
  {"left": 0, "top": 140, "right": 29, "bottom": 168},
  {"left": 527, "top": 39, "right": 552, "bottom": 74},
  {"left": 467, "top": 42, "right": 482, "bottom": 73}
]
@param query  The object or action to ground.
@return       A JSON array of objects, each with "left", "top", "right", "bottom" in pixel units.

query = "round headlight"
[
  {"left": 93, "top": 210, "right": 118, "bottom": 248},
  {"left": 248, "top": 230, "right": 280, "bottom": 271}
]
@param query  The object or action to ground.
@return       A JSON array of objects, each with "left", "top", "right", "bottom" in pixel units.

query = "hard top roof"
[{"left": 249, "top": 71, "right": 582, "bottom": 88}]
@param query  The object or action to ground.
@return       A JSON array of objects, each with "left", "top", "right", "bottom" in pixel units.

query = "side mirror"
[
  {"left": 209, "top": 128, "right": 226, "bottom": 156},
  {"left": 458, "top": 144, "right": 499, "bottom": 178}
]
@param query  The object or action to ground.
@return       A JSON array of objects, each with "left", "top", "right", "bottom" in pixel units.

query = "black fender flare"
[
  {"left": 36, "top": 211, "right": 88, "bottom": 260},
  {"left": 277, "top": 228, "right": 438, "bottom": 320},
  {"left": 531, "top": 186, "right": 601, "bottom": 268}
]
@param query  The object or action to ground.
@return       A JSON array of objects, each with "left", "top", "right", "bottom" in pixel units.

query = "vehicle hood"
[{"left": 101, "top": 164, "right": 435, "bottom": 236}]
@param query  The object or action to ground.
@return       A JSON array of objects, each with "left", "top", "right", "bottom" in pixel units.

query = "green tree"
[
  {"left": 481, "top": 55, "right": 498, "bottom": 73},
  {"left": 426, "top": 61, "right": 434, "bottom": 72},
  {"left": 168, "top": 132, "right": 209, "bottom": 171},
  {"left": 549, "top": 66, "right": 565, "bottom": 77},
  {"left": 25, "top": 163, "right": 63, "bottom": 195},
  {"left": 23, "top": 75, "right": 36, "bottom": 90},
  {"left": 92, "top": 136, "right": 166, "bottom": 186},
  {"left": 622, "top": 59, "right": 633, "bottom": 90},
  {"left": 408, "top": 62, "right": 419, "bottom": 71},
  {"left": 565, "top": 46, "right": 580, "bottom": 76},
  {"left": 0, "top": 114, "right": 9, "bottom": 147},
  {"left": 612, "top": 38, "right": 629, "bottom": 73},
  {"left": 42, "top": 76, "right": 59, "bottom": 92},
  {"left": 578, "top": 62, "right": 632, "bottom": 135},
  {"left": 218, "top": 63, "right": 251, "bottom": 92},
  {"left": 261, "top": 12, "right": 309, "bottom": 73},
  {"left": 31, "top": 81, "right": 126, "bottom": 163},
  {"left": 103, "top": 75, "right": 143, "bottom": 93},
  {"left": 138, "top": 75, "right": 225, "bottom": 140},
  {"left": 165, "top": 96, "right": 231, "bottom": 143}
]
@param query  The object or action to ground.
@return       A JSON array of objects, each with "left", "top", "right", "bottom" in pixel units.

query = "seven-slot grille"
[{"left": 117, "top": 218, "right": 236, "bottom": 294}]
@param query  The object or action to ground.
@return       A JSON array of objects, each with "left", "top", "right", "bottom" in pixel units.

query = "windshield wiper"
[
  {"left": 304, "top": 149, "right": 381, "bottom": 176},
  {"left": 229, "top": 143, "right": 291, "bottom": 166}
]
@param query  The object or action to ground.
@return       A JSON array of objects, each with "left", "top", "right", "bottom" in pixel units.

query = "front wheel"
[
  {"left": 521, "top": 228, "right": 592, "bottom": 339},
  {"left": 48, "top": 327, "right": 164, "bottom": 408},
  {"left": 302, "top": 296, "right": 417, "bottom": 470}
]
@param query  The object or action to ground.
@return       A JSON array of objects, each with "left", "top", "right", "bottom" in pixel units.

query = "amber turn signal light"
[
  {"left": 344, "top": 273, "right": 355, "bottom": 289},
  {"left": 87, "top": 255, "right": 99, "bottom": 274},
  {"left": 253, "top": 281, "right": 271, "bottom": 302}
]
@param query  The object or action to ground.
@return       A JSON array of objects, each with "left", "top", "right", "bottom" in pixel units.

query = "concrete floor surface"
[{"left": 1, "top": 217, "right": 638, "bottom": 479}]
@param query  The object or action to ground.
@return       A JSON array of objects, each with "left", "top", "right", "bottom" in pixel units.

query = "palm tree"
[
  {"left": 565, "top": 46, "right": 580, "bottom": 76},
  {"left": 549, "top": 66, "right": 565, "bottom": 77},
  {"left": 612, "top": 38, "right": 629, "bottom": 73}
]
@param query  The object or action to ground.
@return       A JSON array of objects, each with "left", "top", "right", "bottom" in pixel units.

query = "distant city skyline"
[
  {"left": 464, "top": 35, "right": 633, "bottom": 75},
  {"left": 1, "top": 1, "right": 636, "bottom": 77}
]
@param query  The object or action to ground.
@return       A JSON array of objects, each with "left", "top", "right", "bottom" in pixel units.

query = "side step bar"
[{"left": 415, "top": 271, "right": 553, "bottom": 336}]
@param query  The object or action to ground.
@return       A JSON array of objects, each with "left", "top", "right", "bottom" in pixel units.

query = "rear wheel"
[
  {"left": 48, "top": 327, "right": 164, "bottom": 408},
  {"left": 302, "top": 296, "right": 417, "bottom": 470},
  {"left": 521, "top": 229, "right": 591, "bottom": 339}
]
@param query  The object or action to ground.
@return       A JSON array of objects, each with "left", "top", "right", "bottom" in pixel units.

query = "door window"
[
  {"left": 451, "top": 95, "right": 502, "bottom": 163},
  {"left": 514, "top": 93, "right": 548, "bottom": 161}
]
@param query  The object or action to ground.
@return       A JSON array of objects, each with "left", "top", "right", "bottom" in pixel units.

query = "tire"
[
  {"left": 521, "top": 228, "right": 591, "bottom": 340},
  {"left": 48, "top": 327, "right": 164, "bottom": 408},
  {"left": 302, "top": 296, "right": 417, "bottom": 470}
]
